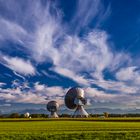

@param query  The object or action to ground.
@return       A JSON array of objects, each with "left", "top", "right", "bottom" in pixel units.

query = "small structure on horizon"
[{"left": 24, "top": 112, "right": 30, "bottom": 118}]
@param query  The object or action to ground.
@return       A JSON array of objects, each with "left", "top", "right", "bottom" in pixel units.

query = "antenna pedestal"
[
  {"left": 73, "top": 105, "right": 88, "bottom": 118},
  {"left": 49, "top": 112, "right": 59, "bottom": 118}
]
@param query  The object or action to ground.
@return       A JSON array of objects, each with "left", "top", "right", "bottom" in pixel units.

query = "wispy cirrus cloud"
[
  {"left": 0, "top": 0, "right": 114, "bottom": 84},
  {"left": 2, "top": 56, "right": 35, "bottom": 76},
  {"left": 71, "top": 0, "right": 111, "bottom": 31},
  {"left": 85, "top": 87, "right": 140, "bottom": 109},
  {"left": 116, "top": 66, "right": 140, "bottom": 85},
  {"left": 0, "top": 18, "right": 27, "bottom": 44},
  {"left": 51, "top": 67, "right": 89, "bottom": 86},
  {"left": 0, "top": 82, "right": 6, "bottom": 87},
  {"left": 91, "top": 79, "right": 139, "bottom": 94}
]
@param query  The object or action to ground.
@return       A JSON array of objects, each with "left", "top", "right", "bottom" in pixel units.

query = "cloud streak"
[
  {"left": 2, "top": 56, "right": 35, "bottom": 76},
  {"left": 0, "top": 18, "right": 27, "bottom": 44},
  {"left": 71, "top": 0, "right": 111, "bottom": 32},
  {"left": 0, "top": 82, "right": 65, "bottom": 105}
]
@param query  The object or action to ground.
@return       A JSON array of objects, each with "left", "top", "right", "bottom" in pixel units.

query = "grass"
[{"left": 0, "top": 118, "right": 140, "bottom": 139}]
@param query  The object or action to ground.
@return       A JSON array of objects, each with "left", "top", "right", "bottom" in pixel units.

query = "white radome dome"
[{"left": 24, "top": 112, "right": 30, "bottom": 118}]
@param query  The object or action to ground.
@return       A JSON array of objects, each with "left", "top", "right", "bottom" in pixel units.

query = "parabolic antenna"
[
  {"left": 47, "top": 101, "right": 59, "bottom": 118},
  {"left": 65, "top": 87, "right": 88, "bottom": 118}
]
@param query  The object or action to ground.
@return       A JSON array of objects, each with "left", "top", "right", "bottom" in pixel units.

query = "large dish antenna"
[{"left": 65, "top": 87, "right": 88, "bottom": 118}]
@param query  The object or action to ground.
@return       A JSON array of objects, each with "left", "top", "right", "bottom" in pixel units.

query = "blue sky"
[{"left": 0, "top": 0, "right": 140, "bottom": 113}]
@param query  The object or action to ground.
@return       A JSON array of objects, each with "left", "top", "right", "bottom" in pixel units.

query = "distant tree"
[
  {"left": 0, "top": 115, "right": 4, "bottom": 118},
  {"left": 20, "top": 114, "right": 25, "bottom": 118},
  {"left": 104, "top": 112, "right": 109, "bottom": 118},
  {"left": 59, "top": 114, "right": 71, "bottom": 117},
  {"left": 40, "top": 114, "right": 48, "bottom": 118},
  {"left": 9, "top": 113, "right": 20, "bottom": 118},
  {"left": 30, "top": 114, "right": 40, "bottom": 118},
  {"left": 89, "top": 114, "right": 99, "bottom": 117},
  {"left": 30, "top": 114, "right": 45, "bottom": 118},
  {"left": 109, "top": 114, "right": 121, "bottom": 117}
]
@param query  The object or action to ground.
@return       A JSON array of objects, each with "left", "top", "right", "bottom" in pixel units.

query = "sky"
[{"left": 0, "top": 0, "right": 140, "bottom": 114}]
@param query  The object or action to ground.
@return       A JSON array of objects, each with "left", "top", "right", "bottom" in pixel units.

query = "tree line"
[{"left": 0, "top": 112, "right": 140, "bottom": 118}]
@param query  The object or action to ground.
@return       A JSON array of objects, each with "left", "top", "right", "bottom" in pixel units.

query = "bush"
[{"left": 9, "top": 113, "right": 20, "bottom": 118}]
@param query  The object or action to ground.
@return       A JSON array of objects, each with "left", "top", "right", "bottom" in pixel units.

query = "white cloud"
[
  {"left": 91, "top": 79, "right": 139, "bottom": 94},
  {"left": 0, "top": 0, "right": 129, "bottom": 85},
  {"left": 85, "top": 87, "right": 116, "bottom": 102},
  {"left": 0, "top": 104, "right": 11, "bottom": 107},
  {"left": 116, "top": 67, "right": 136, "bottom": 81},
  {"left": 72, "top": 0, "right": 101, "bottom": 29},
  {"left": 25, "top": 9, "right": 115, "bottom": 85},
  {"left": 52, "top": 67, "right": 89, "bottom": 86},
  {"left": 116, "top": 66, "right": 140, "bottom": 84},
  {"left": 2, "top": 56, "right": 35, "bottom": 76},
  {"left": 0, "top": 81, "right": 140, "bottom": 109},
  {"left": 0, "top": 0, "right": 114, "bottom": 85},
  {"left": 71, "top": 0, "right": 111, "bottom": 31},
  {"left": 0, "top": 83, "right": 66, "bottom": 105},
  {"left": 13, "top": 71, "right": 25, "bottom": 80},
  {"left": 44, "top": 30, "right": 114, "bottom": 84},
  {"left": 85, "top": 87, "right": 140, "bottom": 109},
  {"left": 34, "top": 82, "right": 45, "bottom": 91},
  {"left": 30, "top": 17, "right": 62, "bottom": 63},
  {"left": 0, "top": 18, "right": 27, "bottom": 44},
  {"left": 0, "top": 82, "right": 6, "bottom": 87}
]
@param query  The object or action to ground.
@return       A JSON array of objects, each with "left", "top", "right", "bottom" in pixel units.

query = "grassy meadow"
[{"left": 0, "top": 118, "right": 140, "bottom": 140}]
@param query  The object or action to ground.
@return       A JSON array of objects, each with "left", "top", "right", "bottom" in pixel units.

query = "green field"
[{"left": 0, "top": 118, "right": 140, "bottom": 140}]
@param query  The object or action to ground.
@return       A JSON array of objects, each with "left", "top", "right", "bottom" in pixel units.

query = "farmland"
[{"left": 0, "top": 118, "right": 140, "bottom": 140}]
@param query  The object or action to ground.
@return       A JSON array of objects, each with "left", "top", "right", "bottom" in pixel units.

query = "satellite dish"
[
  {"left": 65, "top": 87, "right": 88, "bottom": 118},
  {"left": 24, "top": 112, "right": 30, "bottom": 118},
  {"left": 47, "top": 101, "right": 59, "bottom": 118}
]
